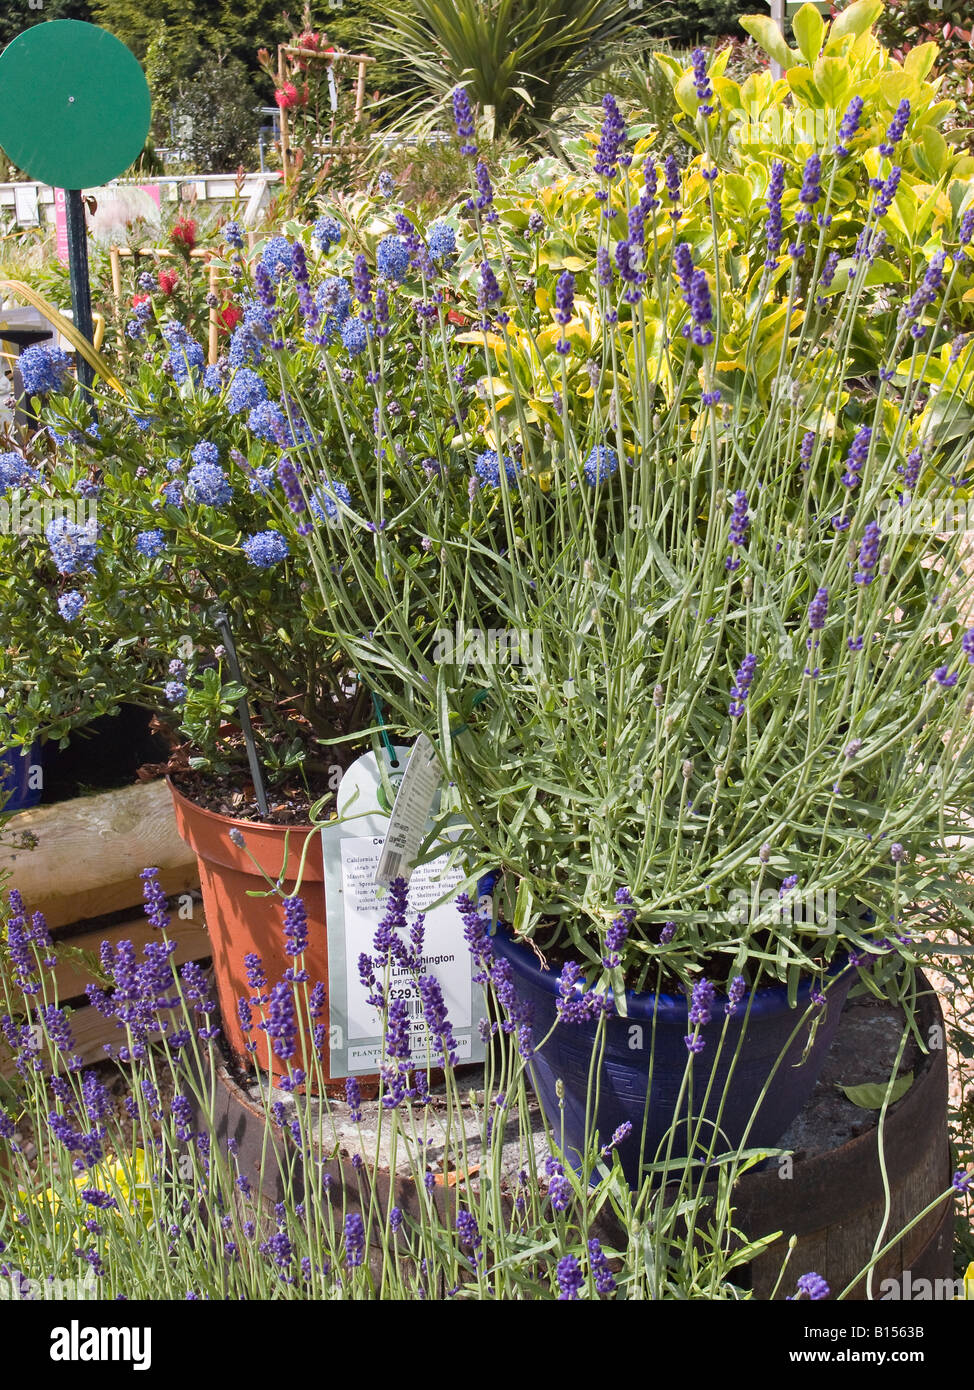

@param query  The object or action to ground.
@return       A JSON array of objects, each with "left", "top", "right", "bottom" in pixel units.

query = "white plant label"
[
  {"left": 322, "top": 747, "right": 486, "bottom": 1077},
  {"left": 375, "top": 733, "right": 441, "bottom": 885}
]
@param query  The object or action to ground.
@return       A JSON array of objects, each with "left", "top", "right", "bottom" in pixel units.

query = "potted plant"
[
  {"left": 258, "top": 22, "right": 974, "bottom": 1175},
  {"left": 14, "top": 206, "right": 480, "bottom": 1084}
]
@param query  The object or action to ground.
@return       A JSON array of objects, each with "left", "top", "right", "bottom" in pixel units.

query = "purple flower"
[
  {"left": 594, "top": 94, "right": 626, "bottom": 179},
  {"left": 725, "top": 490, "right": 749, "bottom": 570},
  {"left": 729, "top": 653, "right": 757, "bottom": 718},
  {"left": 262, "top": 980, "right": 297, "bottom": 1063},
  {"left": 283, "top": 896, "right": 308, "bottom": 956},
  {"left": 842, "top": 426, "right": 871, "bottom": 488},
  {"left": 962, "top": 629, "right": 974, "bottom": 665},
  {"left": 691, "top": 48, "right": 714, "bottom": 116},
  {"left": 343, "top": 1212, "right": 365, "bottom": 1268},
  {"left": 952, "top": 1169, "right": 973, "bottom": 1194},
  {"left": 555, "top": 961, "right": 612, "bottom": 1024},
  {"left": 872, "top": 166, "right": 901, "bottom": 219},
  {"left": 808, "top": 586, "right": 828, "bottom": 630},
  {"left": 140, "top": 866, "right": 170, "bottom": 932},
  {"left": 663, "top": 154, "right": 681, "bottom": 214},
  {"left": 673, "top": 242, "right": 713, "bottom": 346},
  {"left": 791, "top": 1272, "right": 830, "bottom": 1301},
  {"left": 901, "top": 251, "right": 946, "bottom": 331},
  {"left": 588, "top": 1238, "right": 617, "bottom": 1295},
  {"left": 933, "top": 665, "right": 958, "bottom": 688},
  {"left": 452, "top": 86, "right": 477, "bottom": 155},
  {"left": 853, "top": 521, "right": 881, "bottom": 585},
  {"left": 556, "top": 1254, "right": 584, "bottom": 1300},
  {"left": 880, "top": 99, "right": 910, "bottom": 156},
  {"left": 725, "top": 976, "right": 746, "bottom": 1016},
  {"left": 836, "top": 96, "right": 864, "bottom": 156},
  {"left": 797, "top": 154, "right": 822, "bottom": 222},
  {"left": 764, "top": 160, "right": 784, "bottom": 269}
]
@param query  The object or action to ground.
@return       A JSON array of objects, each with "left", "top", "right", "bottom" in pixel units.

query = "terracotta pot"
[{"left": 168, "top": 776, "right": 360, "bottom": 1094}]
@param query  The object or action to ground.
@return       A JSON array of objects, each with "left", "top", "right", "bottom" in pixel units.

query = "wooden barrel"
[{"left": 723, "top": 975, "right": 952, "bottom": 1299}]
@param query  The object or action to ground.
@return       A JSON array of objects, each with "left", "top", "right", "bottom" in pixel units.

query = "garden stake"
[{"left": 216, "top": 611, "right": 270, "bottom": 819}]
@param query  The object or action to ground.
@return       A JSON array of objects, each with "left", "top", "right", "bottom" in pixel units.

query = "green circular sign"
[{"left": 0, "top": 20, "right": 151, "bottom": 189}]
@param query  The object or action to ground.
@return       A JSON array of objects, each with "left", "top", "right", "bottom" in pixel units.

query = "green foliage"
[
  {"left": 0, "top": 0, "right": 92, "bottom": 54},
  {"left": 875, "top": 0, "right": 974, "bottom": 153},
  {"left": 170, "top": 55, "right": 261, "bottom": 171},
  {"left": 368, "top": 0, "right": 648, "bottom": 145}
]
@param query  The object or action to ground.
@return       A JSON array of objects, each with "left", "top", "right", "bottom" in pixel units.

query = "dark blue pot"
[
  {"left": 0, "top": 742, "right": 44, "bottom": 813},
  {"left": 492, "top": 927, "right": 855, "bottom": 1187}
]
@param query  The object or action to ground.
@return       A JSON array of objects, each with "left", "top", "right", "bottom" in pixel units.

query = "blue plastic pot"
[
  {"left": 491, "top": 926, "right": 855, "bottom": 1187},
  {"left": 0, "top": 742, "right": 44, "bottom": 813}
]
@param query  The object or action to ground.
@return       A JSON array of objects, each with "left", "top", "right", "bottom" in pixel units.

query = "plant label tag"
[
  {"left": 375, "top": 733, "right": 441, "bottom": 885},
  {"left": 321, "top": 747, "right": 486, "bottom": 1077}
]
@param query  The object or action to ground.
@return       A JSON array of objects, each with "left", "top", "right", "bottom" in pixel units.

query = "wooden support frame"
[{"left": 276, "top": 42, "right": 376, "bottom": 185}]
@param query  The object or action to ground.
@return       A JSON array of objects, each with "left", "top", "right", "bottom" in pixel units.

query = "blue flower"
[
  {"left": 203, "top": 364, "right": 224, "bottom": 392},
  {"left": 0, "top": 451, "right": 36, "bottom": 494},
  {"left": 191, "top": 441, "right": 219, "bottom": 469},
  {"left": 242, "top": 531, "right": 289, "bottom": 568},
  {"left": 474, "top": 450, "right": 519, "bottom": 488},
  {"left": 427, "top": 221, "right": 456, "bottom": 261},
  {"left": 57, "top": 590, "right": 85, "bottom": 620},
  {"left": 261, "top": 235, "right": 294, "bottom": 280},
  {"left": 310, "top": 480, "right": 352, "bottom": 522},
  {"left": 228, "top": 322, "right": 263, "bottom": 367},
  {"left": 135, "top": 530, "right": 166, "bottom": 559},
  {"left": 19, "top": 344, "right": 72, "bottom": 397},
  {"left": 583, "top": 445, "right": 618, "bottom": 486},
  {"left": 45, "top": 517, "right": 99, "bottom": 575},
  {"left": 165, "top": 681, "right": 188, "bottom": 706},
  {"left": 161, "top": 482, "right": 183, "bottom": 507},
  {"left": 341, "top": 318, "right": 368, "bottom": 356},
  {"left": 226, "top": 367, "right": 268, "bottom": 415},
  {"left": 187, "top": 462, "right": 233, "bottom": 507},
  {"left": 375, "top": 235, "right": 410, "bottom": 282},
  {"left": 247, "top": 400, "right": 287, "bottom": 443},
  {"left": 223, "top": 221, "right": 243, "bottom": 249},
  {"left": 248, "top": 466, "right": 275, "bottom": 495},
  {"left": 316, "top": 277, "right": 352, "bottom": 322},
  {"left": 312, "top": 216, "right": 342, "bottom": 252}
]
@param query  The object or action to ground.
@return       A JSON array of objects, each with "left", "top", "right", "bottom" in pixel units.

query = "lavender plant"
[{"left": 2, "top": 872, "right": 969, "bottom": 1299}]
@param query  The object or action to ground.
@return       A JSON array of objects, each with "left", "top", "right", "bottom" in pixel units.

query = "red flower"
[
  {"left": 171, "top": 217, "right": 197, "bottom": 252},
  {"left": 275, "top": 84, "right": 299, "bottom": 109},
  {"left": 158, "top": 269, "right": 179, "bottom": 296},
  {"left": 131, "top": 293, "right": 150, "bottom": 307},
  {"left": 218, "top": 305, "right": 243, "bottom": 332}
]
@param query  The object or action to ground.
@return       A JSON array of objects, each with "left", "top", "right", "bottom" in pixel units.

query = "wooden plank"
[
  {"left": 0, "top": 1002, "right": 165, "bottom": 1079},
  {"left": 0, "top": 779, "right": 199, "bottom": 929},
  {"left": 52, "top": 912, "right": 211, "bottom": 1000}
]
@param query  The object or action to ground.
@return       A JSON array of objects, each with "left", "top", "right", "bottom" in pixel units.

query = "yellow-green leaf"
[
  {"left": 813, "top": 55, "right": 851, "bottom": 109},
  {"left": 792, "top": 4, "right": 825, "bottom": 66},
  {"left": 738, "top": 14, "right": 797, "bottom": 70},
  {"left": 903, "top": 41, "right": 938, "bottom": 82},
  {"left": 839, "top": 1072, "right": 913, "bottom": 1109},
  {"left": 786, "top": 66, "right": 821, "bottom": 107},
  {"left": 827, "top": 0, "right": 883, "bottom": 44}
]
